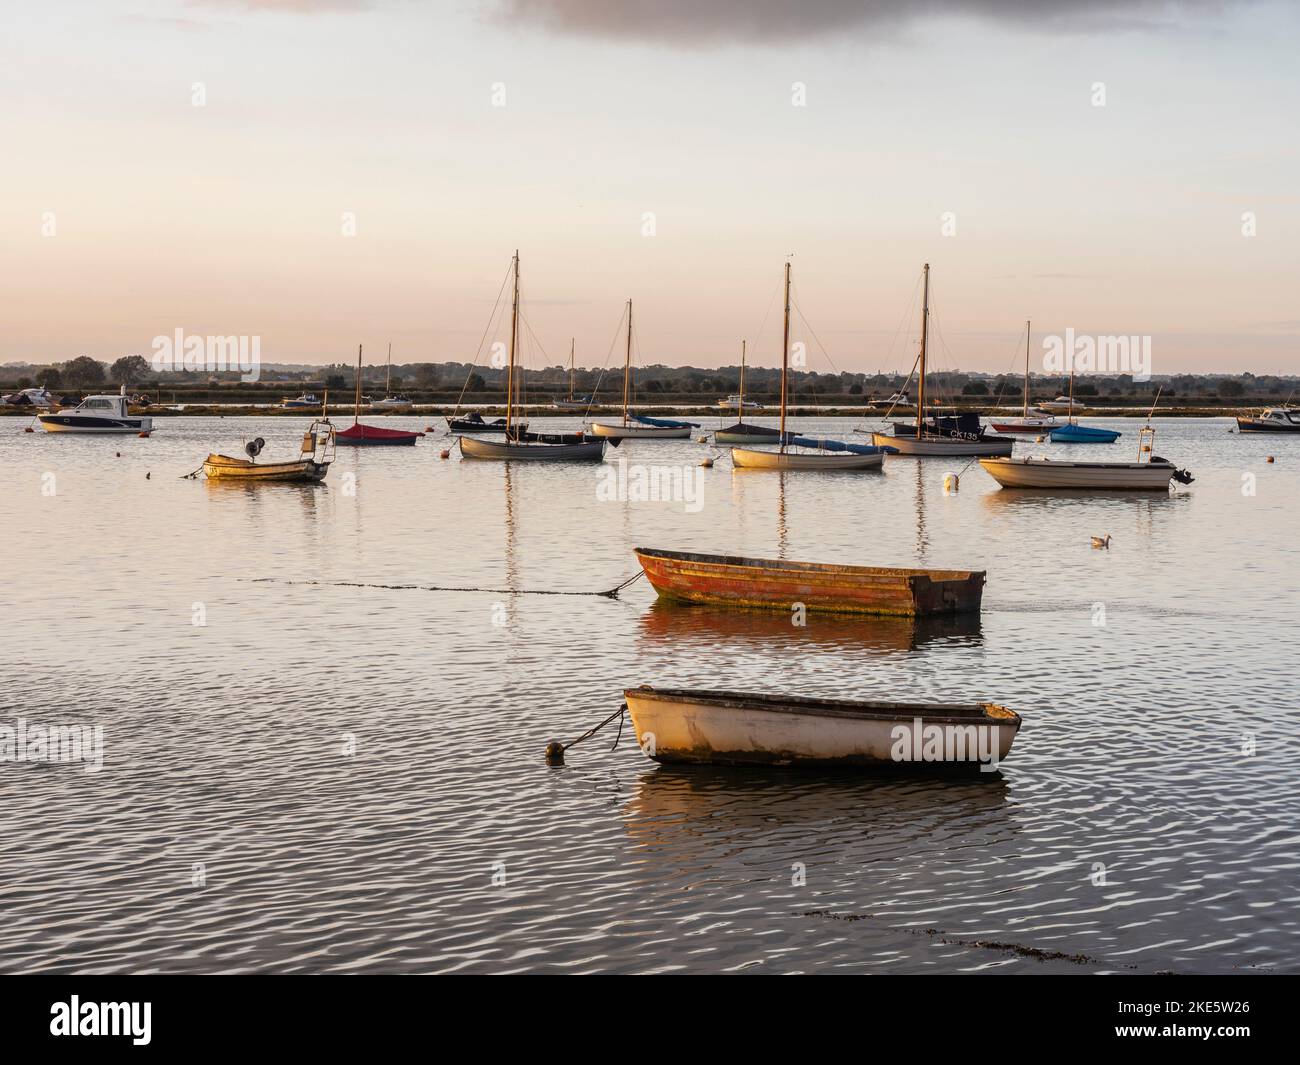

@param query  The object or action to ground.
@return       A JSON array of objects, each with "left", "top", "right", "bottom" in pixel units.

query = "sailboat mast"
[
  {"left": 386, "top": 342, "right": 392, "bottom": 395},
  {"left": 916, "top": 263, "right": 930, "bottom": 439},
  {"left": 353, "top": 344, "right": 362, "bottom": 426},
  {"left": 779, "top": 261, "right": 791, "bottom": 451},
  {"left": 1023, "top": 319, "right": 1030, "bottom": 418},
  {"left": 739, "top": 339, "right": 746, "bottom": 426},
  {"left": 622, "top": 299, "right": 633, "bottom": 426},
  {"left": 1068, "top": 352, "right": 1075, "bottom": 425},
  {"left": 505, "top": 251, "right": 519, "bottom": 432},
  {"left": 569, "top": 338, "right": 575, "bottom": 402}
]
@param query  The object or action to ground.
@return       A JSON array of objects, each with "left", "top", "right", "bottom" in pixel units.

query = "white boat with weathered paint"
[
  {"left": 871, "top": 431, "right": 1012, "bottom": 457},
  {"left": 623, "top": 686, "right": 1022, "bottom": 770}
]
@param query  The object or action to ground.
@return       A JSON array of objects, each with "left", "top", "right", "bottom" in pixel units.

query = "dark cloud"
[{"left": 490, "top": 1, "right": 1246, "bottom": 45}]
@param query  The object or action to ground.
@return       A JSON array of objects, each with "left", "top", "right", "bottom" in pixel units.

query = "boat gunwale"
[
  {"left": 625, "top": 686, "right": 1020, "bottom": 728},
  {"left": 979, "top": 457, "right": 1175, "bottom": 471},
  {"left": 634, "top": 546, "right": 983, "bottom": 584}
]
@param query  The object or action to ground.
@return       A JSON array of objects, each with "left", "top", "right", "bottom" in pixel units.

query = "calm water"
[{"left": 1, "top": 414, "right": 1296, "bottom": 974}]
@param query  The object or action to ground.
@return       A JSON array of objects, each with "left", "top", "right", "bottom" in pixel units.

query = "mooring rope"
[
  {"left": 545, "top": 703, "right": 627, "bottom": 763},
  {"left": 241, "top": 570, "right": 645, "bottom": 599}
]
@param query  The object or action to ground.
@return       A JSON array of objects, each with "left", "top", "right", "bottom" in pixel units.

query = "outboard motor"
[{"left": 1173, "top": 467, "right": 1195, "bottom": 485}]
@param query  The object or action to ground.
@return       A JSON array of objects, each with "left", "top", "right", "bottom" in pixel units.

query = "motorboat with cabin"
[
  {"left": 38, "top": 388, "right": 154, "bottom": 434},
  {"left": 1236, "top": 407, "right": 1300, "bottom": 433}
]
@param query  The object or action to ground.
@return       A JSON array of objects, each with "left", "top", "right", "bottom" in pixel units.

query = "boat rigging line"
[{"left": 240, "top": 570, "right": 645, "bottom": 598}]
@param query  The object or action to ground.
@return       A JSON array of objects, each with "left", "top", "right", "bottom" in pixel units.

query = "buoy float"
[
  {"left": 699, "top": 457, "right": 714, "bottom": 468},
  {"left": 544, "top": 740, "right": 565, "bottom": 765},
  {"left": 697, "top": 435, "right": 708, "bottom": 443},
  {"left": 1035, "top": 435, "right": 1046, "bottom": 444},
  {"left": 138, "top": 431, "right": 150, "bottom": 438},
  {"left": 1267, "top": 455, "right": 1275, "bottom": 464},
  {"left": 23, "top": 426, "right": 33, "bottom": 433},
  {"left": 145, "top": 472, "right": 151, "bottom": 479},
  {"left": 440, "top": 448, "right": 451, "bottom": 459},
  {"left": 943, "top": 472, "right": 959, "bottom": 494}
]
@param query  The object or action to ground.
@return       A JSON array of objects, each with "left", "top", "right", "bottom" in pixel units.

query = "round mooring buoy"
[
  {"left": 1035, "top": 435, "right": 1046, "bottom": 443},
  {"left": 697, "top": 435, "right": 708, "bottom": 443},
  {"left": 544, "top": 740, "right": 565, "bottom": 765},
  {"left": 700, "top": 457, "right": 714, "bottom": 468},
  {"left": 23, "top": 426, "right": 33, "bottom": 433},
  {"left": 1267, "top": 455, "right": 1275, "bottom": 464},
  {"left": 440, "top": 448, "right": 450, "bottom": 460},
  {"left": 943, "top": 472, "right": 959, "bottom": 493}
]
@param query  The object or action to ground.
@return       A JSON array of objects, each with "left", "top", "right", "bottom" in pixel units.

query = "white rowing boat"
[
  {"left": 978, "top": 456, "right": 1178, "bottom": 489},
  {"left": 623, "top": 686, "right": 1022, "bottom": 770}
]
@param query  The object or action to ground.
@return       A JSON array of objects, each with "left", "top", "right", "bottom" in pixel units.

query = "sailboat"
[
  {"left": 715, "top": 339, "right": 781, "bottom": 445},
  {"left": 371, "top": 344, "right": 413, "bottom": 410},
  {"left": 989, "top": 321, "right": 1061, "bottom": 433},
  {"left": 869, "top": 265, "right": 1013, "bottom": 457},
  {"left": 551, "top": 341, "right": 592, "bottom": 409},
  {"left": 589, "top": 302, "right": 697, "bottom": 439},
  {"left": 732, "top": 262, "right": 887, "bottom": 470},
  {"left": 337, "top": 345, "right": 423, "bottom": 445},
  {"left": 459, "top": 253, "right": 606, "bottom": 462},
  {"left": 1048, "top": 358, "right": 1121, "bottom": 443}
]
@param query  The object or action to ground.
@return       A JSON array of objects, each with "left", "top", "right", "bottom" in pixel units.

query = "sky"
[{"left": 3, "top": 0, "right": 1298, "bottom": 377}]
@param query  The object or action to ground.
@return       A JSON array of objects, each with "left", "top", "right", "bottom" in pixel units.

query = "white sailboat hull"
[
  {"left": 590, "top": 421, "right": 692, "bottom": 439},
  {"left": 731, "top": 447, "right": 883, "bottom": 470},
  {"left": 979, "top": 457, "right": 1175, "bottom": 489},
  {"left": 459, "top": 436, "right": 605, "bottom": 461},
  {"left": 870, "top": 432, "right": 1013, "bottom": 457}
]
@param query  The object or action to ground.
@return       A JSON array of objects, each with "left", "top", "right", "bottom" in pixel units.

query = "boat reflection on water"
[
  {"left": 637, "top": 599, "right": 981, "bottom": 656},
  {"left": 619, "top": 763, "right": 1015, "bottom": 858},
  {"left": 980, "top": 486, "right": 1191, "bottom": 514}
]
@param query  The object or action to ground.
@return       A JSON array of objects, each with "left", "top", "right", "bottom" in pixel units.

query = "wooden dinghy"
[
  {"left": 634, "top": 547, "right": 984, "bottom": 616},
  {"left": 624, "top": 686, "right": 1022, "bottom": 769}
]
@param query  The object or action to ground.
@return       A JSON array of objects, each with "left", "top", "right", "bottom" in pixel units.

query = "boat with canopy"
[
  {"left": 715, "top": 339, "right": 781, "bottom": 444},
  {"left": 732, "top": 262, "right": 888, "bottom": 470},
  {"left": 589, "top": 301, "right": 698, "bottom": 439},
  {"left": 867, "top": 265, "right": 1013, "bottom": 457},
  {"left": 989, "top": 321, "right": 1061, "bottom": 433},
  {"left": 336, "top": 345, "right": 423, "bottom": 446},
  {"left": 459, "top": 252, "right": 606, "bottom": 462},
  {"left": 1048, "top": 356, "right": 1121, "bottom": 443}
]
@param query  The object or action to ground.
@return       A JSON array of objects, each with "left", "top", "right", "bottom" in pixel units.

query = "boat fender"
[{"left": 943, "top": 473, "right": 959, "bottom": 494}]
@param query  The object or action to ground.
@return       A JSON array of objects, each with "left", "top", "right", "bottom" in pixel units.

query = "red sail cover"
[{"left": 337, "top": 422, "right": 422, "bottom": 445}]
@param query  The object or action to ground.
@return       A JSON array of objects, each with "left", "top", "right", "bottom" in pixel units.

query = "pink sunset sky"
[{"left": 4, "top": 0, "right": 1297, "bottom": 376}]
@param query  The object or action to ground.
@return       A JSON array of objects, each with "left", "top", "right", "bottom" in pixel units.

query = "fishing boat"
[
  {"left": 203, "top": 420, "right": 336, "bottom": 482},
  {"left": 634, "top": 548, "right": 985, "bottom": 617},
  {"left": 336, "top": 345, "right": 423, "bottom": 446},
  {"left": 551, "top": 341, "right": 593, "bottom": 409},
  {"left": 1047, "top": 359, "right": 1120, "bottom": 443},
  {"left": 715, "top": 339, "right": 782, "bottom": 445},
  {"left": 732, "top": 262, "right": 888, "bottom": 470},
  {"left": 990, "top": 322, "right": 1062, "bottom": 433},
  {"left": 980, "top": 423, "right": 1192, "bottom": 490},
  {"left": 38, "top": 388, "right": 153, "bottom": 434},
  {"left": 589, "top": 301, "right": 697, "bottom": 440},
  {"left": 1236, "top": 407, "right": 1300, "bottom": 432},
  {"left": 1041, "top": 395, "right": 1075, "bottom": 410},
  {"left": 370, "top": 345, "right": 413, "bottom": 410},
  {"left": 280, "top": 392, "right": 320, "bottom": 409},
  {"left": 459, "top": 252, "right": 605, "bottom": 463},
  {"left": 623, "top": 686, "right": 1022, "bottom": 770},
  {"left": 718, "top": 395, "right": 763, "bottom": 410},
  {"left": 867, "top": 266, "right": 1013, "bottom": 457}
]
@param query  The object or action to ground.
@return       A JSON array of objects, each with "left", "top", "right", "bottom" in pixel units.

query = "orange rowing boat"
[{"left": 633, "top": 547, "right": 985, "bottom": 617}]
